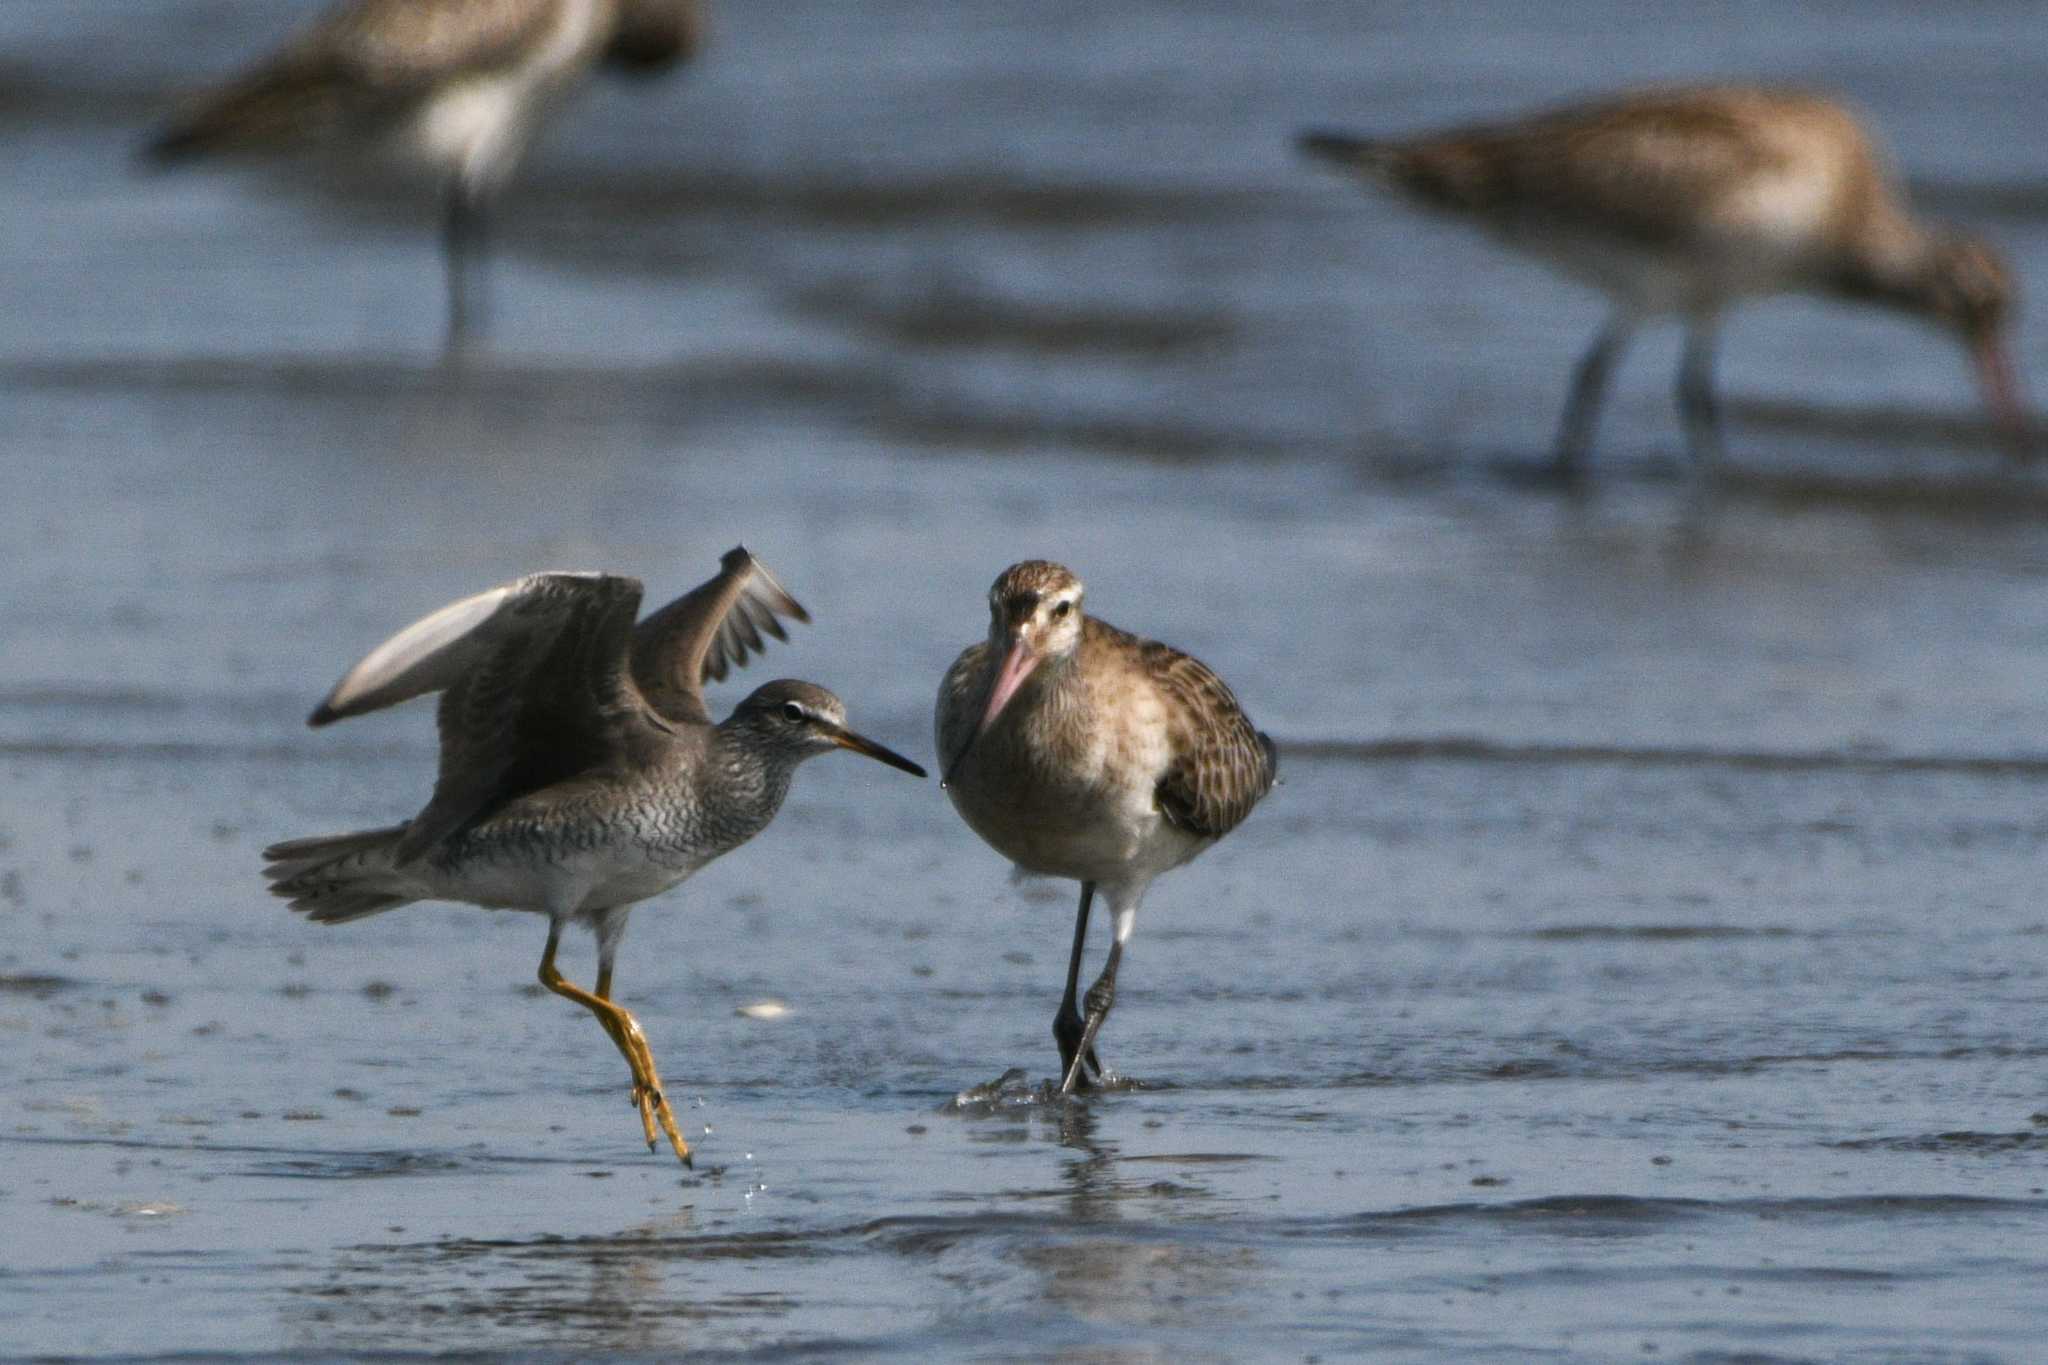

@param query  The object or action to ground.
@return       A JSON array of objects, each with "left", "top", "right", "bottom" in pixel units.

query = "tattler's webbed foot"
[
  {"left": 609, "top": 1005, "right": 691, "bottom": 1166},
  {"left": 632, "top": 1083, "right": 691, "bottom": 1167}
]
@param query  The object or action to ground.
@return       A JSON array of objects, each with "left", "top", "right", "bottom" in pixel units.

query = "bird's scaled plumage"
[
  {"left": 262, "top": 546, "right": 924, "bottom": 1164},
  {"left": 936, "top": 561, "right": 1276, "bottom": 1094},
  {"left": 1298, "top": 84, "right": 2027, "bottom": 471},
  {"left": 146, "top": 0, "right": 705, "bottom": 348}
]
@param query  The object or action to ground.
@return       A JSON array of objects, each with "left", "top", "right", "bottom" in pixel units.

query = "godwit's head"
[
  {"left": 986, "top": 559, "right": 1085, "bottom": 662},
  {"left": 943, "top": 562, "right": 1085, "bottom": 784}
]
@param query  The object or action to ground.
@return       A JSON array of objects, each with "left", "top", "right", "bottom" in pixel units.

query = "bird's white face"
[
  {"left": 976, "top": 562, "right": 1086, "bottom": 736},
  {"left": 986, "top": 578, "right": 1085, "bottom": 662},
  {"left": 743, "top": 683, "right": 927, "bottom": 776}
]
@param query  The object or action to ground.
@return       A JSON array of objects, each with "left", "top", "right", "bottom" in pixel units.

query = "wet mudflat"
[{"left": 5, "top": 2, "right": 2048, "bottom": 1361}]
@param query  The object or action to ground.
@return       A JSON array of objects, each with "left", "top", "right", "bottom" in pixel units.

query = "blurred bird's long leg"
[
  {"left": 1052, "top": 882, "right": 1104, "bottom": 1088},
  {"left": 537, "top": 924, "right": 692, "bottom": 1165},
  {"left": 1059, "top": 938, "right": 1123, "bottom": 1097},
  {"left": 1553, "top": 316, "right": 1634, "bottom": 475},
  {"left": 441, "top": 182, "right": 489, "bottom": 354},
  {"left": 1677, "top": 318, "right": 1726, "bottom": 468}
]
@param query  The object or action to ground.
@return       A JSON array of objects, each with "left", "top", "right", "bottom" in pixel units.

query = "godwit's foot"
[
  {"left": 1053, "top": 1005, "right": 1104, "bottom": 1089},
  {"left": 1058, "top": 1008, "right": 1111, "bottom": 1096}
]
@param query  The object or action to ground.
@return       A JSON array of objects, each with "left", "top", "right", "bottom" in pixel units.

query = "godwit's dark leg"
[
  {"left": 1553, "top": 317, "right": 1634, "bottom": 475},
  {"left": 441, "top": 182, "right": 489, "bottom": 352},
  {"left": 1059, "top": 938, "right": 1124, "bottom": 1097},
  {"left": 537, "top": 921, "right": 691, "bottom": 1165},
  {"left": 1053, "top": 881, "right": 1104, "bottom": 1087},
  {"left": 1677, "top": 318, "right": 1726, "bottom": 467}
]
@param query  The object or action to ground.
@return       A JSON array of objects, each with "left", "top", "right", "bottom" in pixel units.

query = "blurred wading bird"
[
  {"left": 1298, "top": 85, "right": 2028, "bottom": 473},
  {"left": 262, "top": 548, "right": 925, "bottom": 1164},
  {"left": 936, "top": 562, "right": 1277, "bottom": 1095},
  {"left": 147, "top": 0, "right": 703, "bottom": 348}
]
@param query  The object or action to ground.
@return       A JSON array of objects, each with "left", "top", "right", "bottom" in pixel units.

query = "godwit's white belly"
[
  {"left": 407, "top": 0, "right": 611, "bottom": 193},
  {"left": 948, "top": 695, "right": 1205, "bottom": 889}
]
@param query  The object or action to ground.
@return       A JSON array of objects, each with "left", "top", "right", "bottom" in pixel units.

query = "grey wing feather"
[
  {"left": 1146, "top": 645, "right": 1277, "bottom": 840},
  {"left": 404, "top": 572, "right": 649, "bottom": 860},
  {"left": 629, "top": 547, "right": 810, "bottom": 726},
  {"left": 311, "top": 579, "right": 526, "bottom": 725},
  {"left": 307, "top": 573, "right": 650, "bottom": 862}
]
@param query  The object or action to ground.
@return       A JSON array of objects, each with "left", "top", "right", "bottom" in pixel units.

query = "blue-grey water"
[{"left": 5, "top": 2, "right": 2048, "bottom": 1361}]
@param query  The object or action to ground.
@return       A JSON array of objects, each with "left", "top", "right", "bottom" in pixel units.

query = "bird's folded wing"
[
  {"left": 1487, "top": 98, "right": 1818, "bottom": 249},
  {"left": 1147, "top": 647, "right": 1278, "bottom": 840},
  {"left": 933, "top": 641, "right": 993, "bottom": 775},
  {"left": 629, "top": 546, "right": 810, "bottom": 726}
]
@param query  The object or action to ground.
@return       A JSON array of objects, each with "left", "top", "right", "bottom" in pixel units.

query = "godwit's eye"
[
  {"left": 1051, "top": 600, "right": 1072, "bottom": 620},
  {"left": 781, "top": 701, "right": 805, "bottom": 722}
]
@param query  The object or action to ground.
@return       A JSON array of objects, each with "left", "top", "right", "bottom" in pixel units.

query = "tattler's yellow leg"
[
  {"left": 595, "top": 961, "right": 688, "bottom": 1162},
  {"left": 536, "top": 931, "right": 692, "bottom": 1166}
]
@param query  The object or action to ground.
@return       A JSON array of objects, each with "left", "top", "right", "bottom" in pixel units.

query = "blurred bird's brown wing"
[
  {"left": 149, "top": 0, "right": 561, "bottom": 155},
  {"left": 299, "top": 0, "right": 563, "bottom": 85},
  {"left": 628, "top": 546, "right": 811, "bottom": 726},
  {"left": 1142, "top": 642, "right": 1278, "bottom": 840},
  {"left": 1468, "top": 90, "right": 1849, "bottom": 250},
  {"left": 308, "top": 571, "right": 656, "bottom": 862}
]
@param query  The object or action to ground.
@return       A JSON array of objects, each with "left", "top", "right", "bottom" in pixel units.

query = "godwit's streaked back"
[
  {"left": 936, "top": 561, "right": 1277, "bottom": 1094},
  {"left": 147, "top": 0, "right": 704, "bottom": 349},
  {"left": 262, "top": 546, "right": 924, "bottom": 1164},
  {"left": 1299, "top": 85, "right": 2026, "bottom": 472}
]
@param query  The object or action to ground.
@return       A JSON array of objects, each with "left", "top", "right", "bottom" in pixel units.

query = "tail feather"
[
  {"left": 291, "top": 889, "right": 414, "bottom": 925},
  {"left": 261, "top": 824, "right": 417, "bottom": 924}
]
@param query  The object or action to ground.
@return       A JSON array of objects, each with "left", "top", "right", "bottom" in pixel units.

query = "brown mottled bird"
[
  {"left": 1299, "top": 85, "right": 2026, "bottom": 472},
  {"left": 262, "top": 547, "right": 924, "bottom": 1163},
  {"left": 936, "top": 561, "right": 1277, "bottom": 1094},
  {"left": 146, "top": 0, "right": 705, "bottom": 348}
]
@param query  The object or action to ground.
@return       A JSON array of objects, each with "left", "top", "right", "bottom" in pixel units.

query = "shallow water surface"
[{"left": 5, "top": 3, "right": 2048, "bottom": 1361}]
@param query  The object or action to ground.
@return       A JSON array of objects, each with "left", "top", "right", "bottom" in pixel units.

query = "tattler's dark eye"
[
  {"left": 1052, "top": 601, "right": 1072, "bottom": 619},
  {"left": 781, "top": 701, "right": 805, "bottom": 722}
]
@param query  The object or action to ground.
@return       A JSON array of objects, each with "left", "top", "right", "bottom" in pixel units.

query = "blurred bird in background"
[
  {"left": 1300, "top": 85, "right": 2028, "bottom": 476},
  {"left": 147, "top": 0, "right": 703, "bottom": 351}
]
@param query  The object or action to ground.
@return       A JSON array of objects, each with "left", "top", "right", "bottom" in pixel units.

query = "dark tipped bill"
[
  {"left": 942, "top": 637, "right": 1039, "bottom": 786},
  {"left": 831, "top": 725, "right": 927, "bottom": 778},
  {"left": 1972, "top": 329, "right": 2032, "bottom": 461},
  {"left": 1295, "top": 128, "right": 1372, "bottom": 167}
]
